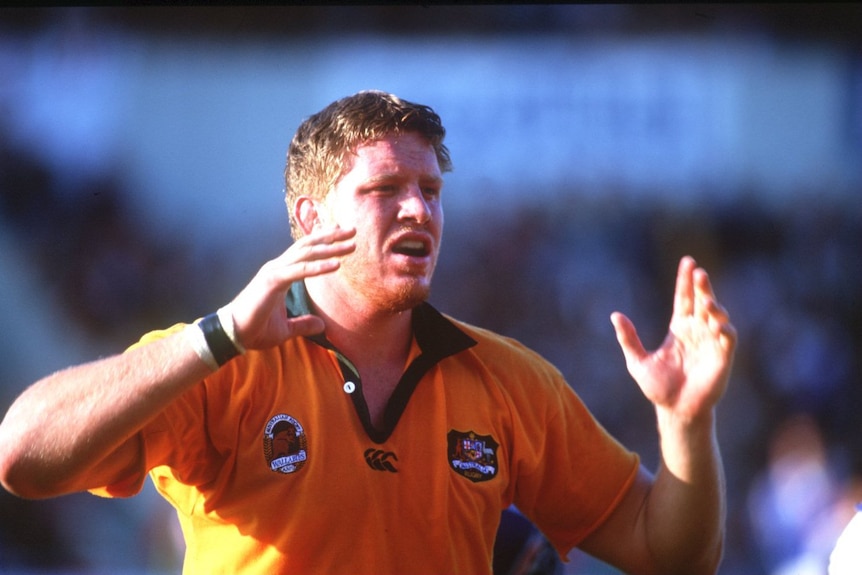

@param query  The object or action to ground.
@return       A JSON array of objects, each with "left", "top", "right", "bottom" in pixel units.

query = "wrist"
[
  {"left": 655, "top": 406, "right": 720, "bottom": 477},
  {"left": 656, "top": 404, "right": 716, "bottom": 435},
  {"left": 216, "top": 306, "right": 246, "bottom": 354},
  {"left": 656, "top": 406, "right": 718, "bottom": 461},
  {"left": 186, "top": 307, "right": 245, "bottom": 371}
]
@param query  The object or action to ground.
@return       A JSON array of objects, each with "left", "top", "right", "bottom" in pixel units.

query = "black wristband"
[{"left": 199, "top": 312, "right": 241, "bottom": 367}]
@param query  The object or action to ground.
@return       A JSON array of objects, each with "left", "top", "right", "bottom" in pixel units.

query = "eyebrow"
[{"left": 362, "top": 172, "right": 444, "bottom": 187}]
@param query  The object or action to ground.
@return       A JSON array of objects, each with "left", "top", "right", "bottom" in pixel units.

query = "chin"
[{"left": 384, "top": 281, "right": 431, "bottom": 313}]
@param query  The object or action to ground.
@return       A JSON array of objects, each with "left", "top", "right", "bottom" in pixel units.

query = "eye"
[
  {"left": 377, "top": 184, "right": 400, "bottom": 194},
  {"left": 361, "top": 184, "right": 396, "bottom": 196}
]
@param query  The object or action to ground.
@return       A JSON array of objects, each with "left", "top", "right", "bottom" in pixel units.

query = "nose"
[{"left": 398, "top": 185, "right": 432, "bottom": 224}]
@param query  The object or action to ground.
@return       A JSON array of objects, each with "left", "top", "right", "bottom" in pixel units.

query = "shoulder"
[
  {"left": 448, "top": 317, "right": 549, "bottom": 361},
  {"left": 444, "top": 316, "right": 567, "bottom": 386}
]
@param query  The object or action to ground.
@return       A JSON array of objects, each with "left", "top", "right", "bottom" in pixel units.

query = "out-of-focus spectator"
[
  {"left": 829, "top": 503, "right": 862, "bottom": 575},
  {"left": 747, "top": 414, "right": 859, "bottom": 575}
]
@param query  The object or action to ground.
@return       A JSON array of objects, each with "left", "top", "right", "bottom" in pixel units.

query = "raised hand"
[
  {"left": 224, "top": 226, "right": 356, "bottom": 351},
  {"left": 610, "top": 256, "right": 736, "bottom": 422}
]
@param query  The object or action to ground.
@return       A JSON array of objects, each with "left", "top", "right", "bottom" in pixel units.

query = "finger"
[
  {"left": 610, "top": 311, "right": 648, "bottom": 365},
  {"left": 692, "top": 266, "right": 719, "bottom": 313},
  {"left": 704, "top": 299, "right": 737, "bottom": 350},
  {"left": 693, "top": 263, "right": 715, "bottom": 295},
  {"left": 233, "top": 228, "right": 355, "bottom": 313},
  {"left": 270, "top": 227, "right": 356, "bottom": 284},
  {"left": 693, "top": 269, "right": 728, "bottom": 326},
  {"left": 672, "top": 256, "right": 697, "bottom": 319},
  {"left": 719, "top": 320, "right": 738, "bottom": 353},
  {"left": 304, "top": 225, "right": 357, "bottom": 245},
  {"left": 289, "top": 226, "right": 356, "bottom": 262},
  {"left": 701, "top": 295, "right": 730, "bottom": 324},
  {"left": 285, "top": 315, "right": 326, "bottom": 338}
]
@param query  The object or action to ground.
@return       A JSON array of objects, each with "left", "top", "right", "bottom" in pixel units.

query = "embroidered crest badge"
[
  {"left": 447, "top": 429, "right": 499, "bottom": 483},
  {"left": 263, "top": 414, "right": 308, "bottom": 474}
]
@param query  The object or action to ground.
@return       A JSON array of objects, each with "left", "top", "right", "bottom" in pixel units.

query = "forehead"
[{"left": 343, "top": 132, "right": 441, "bottom": 178}]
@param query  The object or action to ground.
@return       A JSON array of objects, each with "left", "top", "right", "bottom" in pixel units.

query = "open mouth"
[{"left": 392, "top": 239, "right": 430, "bottom": 257}]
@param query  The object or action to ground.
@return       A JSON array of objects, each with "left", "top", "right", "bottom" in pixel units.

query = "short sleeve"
[
  {"left": 89, "top": 323, "right": 220, "bottom": 503},
  {"left": 509, "top": 364, "right": 639, "bottom": 556}
]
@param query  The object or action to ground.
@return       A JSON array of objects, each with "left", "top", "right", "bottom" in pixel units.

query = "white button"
[{"left": 343, "top": 381, "right": 356, "bottom": 394}]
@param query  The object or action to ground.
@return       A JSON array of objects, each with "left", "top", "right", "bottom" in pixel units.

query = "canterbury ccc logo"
[{"left": 364, "top": 448, "right": 398, "bottom": 472}]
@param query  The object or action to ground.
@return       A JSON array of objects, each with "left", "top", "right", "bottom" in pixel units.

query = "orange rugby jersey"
[{"left": 94, "top": 282, "right": 639, "bottom": 575}]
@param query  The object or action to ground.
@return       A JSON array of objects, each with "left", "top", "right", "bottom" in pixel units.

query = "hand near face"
[
  {"left": 223, "top": 226, "right": 356, "bottom": 351},
  {"left": 610, "top": 256, "right": 736, "bottom": 422}
]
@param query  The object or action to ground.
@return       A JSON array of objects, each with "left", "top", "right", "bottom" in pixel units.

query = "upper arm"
[
  {"left": 82, "top": 433, "right": 147, "bottom": 499},
  {"left": 577, "top": 465, "right": 659, "bottom": 575}
]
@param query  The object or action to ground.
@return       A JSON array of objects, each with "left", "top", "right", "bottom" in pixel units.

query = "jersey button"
[{"left": 343, "top": 381, "right": 356, "bottom": 394}]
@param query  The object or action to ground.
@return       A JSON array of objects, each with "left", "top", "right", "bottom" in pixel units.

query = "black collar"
[
  {"left": 285, "top": 281, "right": 477, "bottom": 443},
  {"left": 285, "top": 281, "right": 476, "bottom": 361}
]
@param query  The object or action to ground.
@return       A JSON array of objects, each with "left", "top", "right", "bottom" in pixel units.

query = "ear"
[{"left": 295, "top": 196, "right": 326, "bottom": 236}]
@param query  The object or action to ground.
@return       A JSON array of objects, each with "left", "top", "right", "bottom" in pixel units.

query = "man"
[{"left": 0, "top": 91, "right": 736, "bottom": 574}]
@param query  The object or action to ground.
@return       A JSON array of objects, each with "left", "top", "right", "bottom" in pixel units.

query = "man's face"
[
  {"left": 318, "top": 131, "right": 444, "bottom": 314},
  {"left": 273, "top": 430, "right": 293, "bottom": 458}
]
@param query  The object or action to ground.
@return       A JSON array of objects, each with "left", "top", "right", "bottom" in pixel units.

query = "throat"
[
  {"left": 359, "top": 365, "right": 404, "bottom": 430},
  {"left": 324, "top": 312, "right": 419, "bottom": 437}
]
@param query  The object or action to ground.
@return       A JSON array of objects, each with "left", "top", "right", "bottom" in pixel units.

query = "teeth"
[{"left": 394, "top": 239, "right": 427, "bottom": 256}]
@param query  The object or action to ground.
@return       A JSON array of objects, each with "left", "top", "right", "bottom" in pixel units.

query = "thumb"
[
  {"left": 284, "top": 315, "right": 326, "bottom": 339},
  {"left": 610, "top": 312, "right": 648, "bottom": 368}
]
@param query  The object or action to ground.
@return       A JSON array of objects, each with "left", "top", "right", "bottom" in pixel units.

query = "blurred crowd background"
[{"left": 0, "top": 6, "right": 860, "bottom": 575}]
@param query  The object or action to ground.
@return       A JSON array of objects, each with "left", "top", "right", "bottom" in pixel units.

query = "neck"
[{"left": 305, "top": 276, "right": 414, "bottom": 366}]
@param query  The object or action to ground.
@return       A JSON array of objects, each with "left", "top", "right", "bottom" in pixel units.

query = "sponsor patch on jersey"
[
  {"left": 263, "top": 414, "right": 308, "bottom": 475},
  {"left": 447, "top": 429, "right": 499, "bottom": 483}
]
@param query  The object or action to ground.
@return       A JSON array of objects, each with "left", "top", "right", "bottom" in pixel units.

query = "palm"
[
  {"left": 612, "top": 257, "right": 736, "bottom": 421},
  {"left": 227, "top": 227, "right": 356, "bottom": 351}
]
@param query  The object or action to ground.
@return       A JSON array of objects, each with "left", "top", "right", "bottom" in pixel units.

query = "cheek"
[
  {"left": 431, "top": 205, "right": 444, "bottom": 239},
  {"left": 330, "top": 207, "right": 353, "bottom": 228}
]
